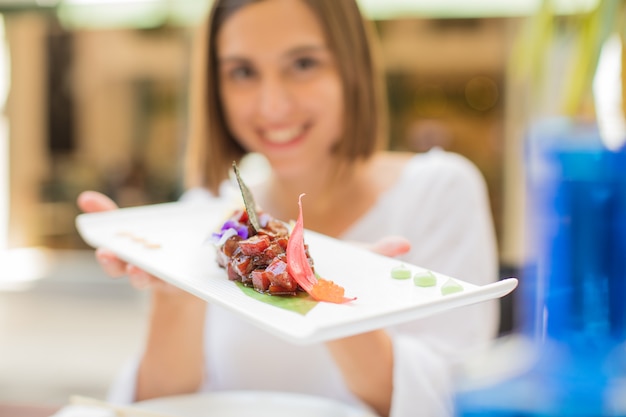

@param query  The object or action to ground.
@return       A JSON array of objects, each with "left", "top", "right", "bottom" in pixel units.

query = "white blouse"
[{"left": 108, "top": 148, "right": 499, "bottom": 417}]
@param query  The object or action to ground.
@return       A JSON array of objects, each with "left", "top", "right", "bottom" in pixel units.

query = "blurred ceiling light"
[
  {"left": 36, "top": 0, "right": 60, "bottom": 6},
  {"left": 358, "top": 0, "right": 599, "bottom": 19},
  {"left": 0, "top": 0, "right": 602, "bottom": 19},
  {"left": 0, "top": 0, "right": 58, "bottom": 10},
  {"left": 64, "top": 0, "right": 155, "bottom": 3},
  {"left": 51, "top": 0, "right": 602, "bottom": 30},
  {"left": 57, "top": 0, "right": 167, "bottom": 29},
  {"left": 57, "top": 0, "right": 209, "bottom": 29}
]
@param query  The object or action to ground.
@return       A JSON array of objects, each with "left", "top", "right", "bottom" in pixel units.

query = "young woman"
[{"left": 78, "top": 0, "right": 499, "bottom": 415}]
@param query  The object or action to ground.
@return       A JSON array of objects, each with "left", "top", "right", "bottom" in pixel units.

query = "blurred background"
[{"left": 0, "top": 0, "right": 609, "bottom": 412}]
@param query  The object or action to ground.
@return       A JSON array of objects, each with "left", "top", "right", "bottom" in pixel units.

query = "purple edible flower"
[
  {"left": 219, "top": 220, "right": 249, "bottom": 239},
  {"left": 208, "top": 218, "right": 252, "bottom": 246}
]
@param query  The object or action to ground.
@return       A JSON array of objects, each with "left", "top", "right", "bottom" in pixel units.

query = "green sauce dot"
[
  {"left": 441, "top": 278, "right": 464, "bottom": 295},
  {"left": 391, "top": 264, "right": 411, "bottom": 280},
  {"left": 413, "top": 270, "right": 437, "bottom": 287}
]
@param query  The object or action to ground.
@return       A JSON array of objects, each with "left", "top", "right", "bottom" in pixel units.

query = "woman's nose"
[{"left": 257, "top": 76, "right": 292, "bottom": 121}]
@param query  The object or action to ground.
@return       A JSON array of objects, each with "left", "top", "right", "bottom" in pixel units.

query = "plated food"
[
  {"left": 211, "top": 193, "right": 355, "bottom": 304},
  {"left": 211, "top": 207, "right": 303, "bottom": 295},
  {"left": 75, "top": 200, "right": 518, "bottom": 344}
]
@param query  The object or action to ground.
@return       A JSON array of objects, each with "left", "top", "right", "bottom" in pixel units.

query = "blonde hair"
[{"left": 185, "top": 0, "right": 388, "bottom": 195}]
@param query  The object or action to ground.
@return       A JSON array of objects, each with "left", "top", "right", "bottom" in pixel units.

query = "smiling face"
[{"left": 216, "top": 0, "right": 344, "bottom": 178}]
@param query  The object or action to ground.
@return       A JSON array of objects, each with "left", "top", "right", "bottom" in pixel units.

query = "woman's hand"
[
  {"left": 366, "top": 235, "right": 411, "bottom": 258},
  {"left": 77, "top": 191, "right": 179, "bottom": 293},
  {"left": 326, "top": 235, "right": 410, "bottom": 417},
  {"left": 78, "top": 190, "right": 206, "bottom": 400}
]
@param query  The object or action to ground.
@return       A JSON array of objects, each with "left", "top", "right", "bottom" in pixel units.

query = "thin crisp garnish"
[
  {"left": 286, "top": 194, "right": 356, "bottom": 304},
  {"left": 232, "top": 161, "right": 261, "bottom": 233}
]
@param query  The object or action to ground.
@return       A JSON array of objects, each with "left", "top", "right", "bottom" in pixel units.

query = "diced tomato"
[
  {"left": 266, "top": 219, "right": 289, "bottom": 235},
  {"left": 266, "top": 258, "right": 296, "bottom": 291},
  {"left": 239, "top": 235, "right": 271, "bottom": 256},
  {"left": 261, "top": 243, "right": 285, "bottom": 265},
  {"left": 266, "top": 257, "right": 287, "bottom": 274},
  {"left": 231, "top": 255, "right": 252, "bottom": 278},
  {"left": 226, "top": 264, "right": 239, "bottom": 281},
  {"left": 268, "top": 284, "right": 297, "bottom": 295},
  {"left": 277, "top": 237, "right": 288, "bottom": 250},
  {"left": 236, "top": 209, "right": 249, "bottom": 224},
  {"left": 251, "top": 270, "right": 271, "bottom": 292},
  {"left": 222, "top": 236, "right": 242, "bottom": 257}
]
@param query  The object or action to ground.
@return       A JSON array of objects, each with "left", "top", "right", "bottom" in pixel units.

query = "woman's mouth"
[{"left": 261, "top": 125, "right": 307, "bottom": 145}]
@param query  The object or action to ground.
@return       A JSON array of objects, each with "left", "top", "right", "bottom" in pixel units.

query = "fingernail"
[
  {"left": 98, "top": 254, "right": 120, "bottom": 276},
  {"left": 96, "top": 250, "right": 116, "bottom": 267},
  {"left": 131, "top": 276, "right": 150, "bottom": 290},
  {"left": 127, "top": 266, "right": 150, "bottom": 289},
  {"left": 98, "top": 254, "right": 111, "bottom": 265},
  {"left": 126, "top": 264, "right": 141, "bottom": 277}
]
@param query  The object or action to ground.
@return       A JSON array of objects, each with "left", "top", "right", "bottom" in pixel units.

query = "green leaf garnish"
[{"left": 236, "top": 282, "right": 319, "bottom": 315}]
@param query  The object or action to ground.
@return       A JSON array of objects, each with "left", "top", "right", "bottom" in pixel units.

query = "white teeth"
[{"left": 264, "top": 127, "right": 303, "bottom": 144}]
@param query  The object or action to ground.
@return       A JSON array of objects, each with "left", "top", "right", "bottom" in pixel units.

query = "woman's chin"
[{"left": 266, "top": 157, "right": 316, "bottom": 179}]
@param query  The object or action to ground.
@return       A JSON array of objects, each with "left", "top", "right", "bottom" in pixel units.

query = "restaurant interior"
[{"left": 1, "top": 0, "right": 624, "bottom": 415}]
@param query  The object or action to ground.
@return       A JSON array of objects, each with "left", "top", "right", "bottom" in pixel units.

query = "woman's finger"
[
  {"left": 127, "top": 264, "right": 154, "bottom": 290},
  {"left": 126, "top": 264, "right": 182, "bottom": 294},
  {"left": 95, "top": 248, "right": 128, "bottom": 277},
  {"left": 77, "top": 191, "right": 118, "bottom": 213},
  {"left": 366, "top": 236, "right": 411, "bottom": 258}
]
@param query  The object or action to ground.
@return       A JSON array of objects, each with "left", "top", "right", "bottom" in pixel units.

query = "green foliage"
[
  {"left": 236, "top": 282, "right": 319, "bottom": 316},
  {"left": 511, "top": 0, "right": 626, "bottom": 116}
]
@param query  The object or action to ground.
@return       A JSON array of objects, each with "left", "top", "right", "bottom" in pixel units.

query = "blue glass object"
[{"left": 454, "top": 118, "right": 626, "bottom": 416}]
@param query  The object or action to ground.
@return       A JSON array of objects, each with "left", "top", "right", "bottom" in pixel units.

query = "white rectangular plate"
[{"left": 76, "top": 201, "right": 517, "bottom": 345}]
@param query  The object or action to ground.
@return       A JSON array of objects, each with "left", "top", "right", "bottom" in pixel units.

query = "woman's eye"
[
  {"left": 293, "top": 57, "right": 319, "bottom": 71},
  {"left": 229, "top": 66, "right": 255, "bottom": 80}
]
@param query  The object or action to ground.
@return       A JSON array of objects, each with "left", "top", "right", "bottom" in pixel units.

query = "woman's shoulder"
[
  {"left": 370, "top": 149, "right": 489, "bottom": 218},
  {"left": 415, "top": 147, "right": 479, "bottom": 171},
  {"left": 376, "top": 148, "right": 484, "bottom": 187}
]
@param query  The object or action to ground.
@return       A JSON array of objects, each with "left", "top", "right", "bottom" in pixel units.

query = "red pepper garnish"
[{"left": 286, "top": 194, "right": 356, "bottom": 304}]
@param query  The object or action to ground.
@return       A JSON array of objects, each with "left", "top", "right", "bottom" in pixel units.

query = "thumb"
[
  {"left": 369, "top": 236, "right": 411, "bottom": 258},
  {"left": 77, "top": 191, "right": 118, "bottom": 213}
]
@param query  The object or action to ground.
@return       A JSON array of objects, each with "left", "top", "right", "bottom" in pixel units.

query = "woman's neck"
[
  {"left": 254, "top": 158, "right": 373, "bottom": 236},
  {"left": 251, "top": 151, "right": 413, "bottom": 237}
]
